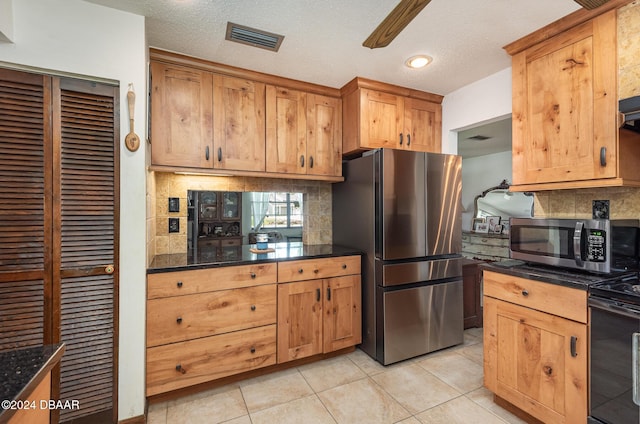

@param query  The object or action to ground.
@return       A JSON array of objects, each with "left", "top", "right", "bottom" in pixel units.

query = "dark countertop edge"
[
  {"left": 480, "top": 261, "right": 601, "bottom": 290},
  {"left": 0, "top": 344, "right": 65, "bottom": 422},
  {"left": 147, "top": 244, "right": 364, "bottom": 274}
]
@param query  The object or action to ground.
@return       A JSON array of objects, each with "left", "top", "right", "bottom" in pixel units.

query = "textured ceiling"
[{"left": 81, "top": 0, "right": 581, "bottom": 96}]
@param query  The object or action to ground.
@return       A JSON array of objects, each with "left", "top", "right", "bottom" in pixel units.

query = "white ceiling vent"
[{"left": 225, "top": 22, "right": 284, "bottom": 52}]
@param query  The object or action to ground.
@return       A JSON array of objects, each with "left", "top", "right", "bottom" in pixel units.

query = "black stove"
[{"left": 589, "top": 272, "right": 640, "bottom": 307}]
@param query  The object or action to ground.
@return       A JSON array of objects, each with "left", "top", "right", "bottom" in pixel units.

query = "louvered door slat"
[{"left": 56, "top": 80, "right": 117, "bottom": 422}]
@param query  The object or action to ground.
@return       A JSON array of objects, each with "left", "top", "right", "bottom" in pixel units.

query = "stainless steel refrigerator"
[{"left": 333, "top": 149, "right": 463, "bottom": 365}]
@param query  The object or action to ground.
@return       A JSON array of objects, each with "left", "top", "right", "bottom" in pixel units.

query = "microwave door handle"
[
  {"left": 573, "top": 221, "right": 584, "bottom": 267},
  {"left": 633, "top": 333, "right": 640, "bottom": 406}
]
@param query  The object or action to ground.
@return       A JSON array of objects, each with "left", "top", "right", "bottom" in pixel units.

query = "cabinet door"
[
  {"left": 221, "top": 192, "right": 240, "bottom": 220},
  {"left": 511, "top": 11, "right": 617, "bottom": 185},
  {"left": 323, "top": 275, "right": 361, "bottom": 353},
  {"left": 277, "top": 280, "right": 323, "bottom": 363},
  {"left": 484, "top": 296, "right": 587, "bottom": 423},
  {"left": 213, "top": 75, "right": 266, "bottom": 171},
  {"left": 265, "top": 86, "right": 307, "bottom": 174},
  {"left": 150, "top": 61, "right": 213, "bottom": 168},
  {"left": 306, "top": 94, "right": 342, "bottom": 177},
  {"left": 403, "top": 98, "right": 441, "bottom": 153},
  {"left": 360, "top": 88, "right": 403, "bottom": 149}
]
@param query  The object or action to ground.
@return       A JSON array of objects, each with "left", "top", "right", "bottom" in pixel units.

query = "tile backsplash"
[
  {"left": 533, "top": 187, "right": 640, "bottom": 220},
  {"left": 147, "top": 172, "right": 333, "bottom": 265}
]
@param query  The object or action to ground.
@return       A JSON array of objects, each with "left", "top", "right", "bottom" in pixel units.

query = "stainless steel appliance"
[
  {"left": 589, "top": 274, "right": 640, "bottom": 424},
  {"left": 510, "top": 218, "right": 640, "bottom": 273},
  {"left": 332, "top": 149, "right": 463, "bottom": 365}
]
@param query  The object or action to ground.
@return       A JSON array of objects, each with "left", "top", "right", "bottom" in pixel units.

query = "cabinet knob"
[
  {"left": 175, "top": 364, "right": 186, "bottom": 374},
  {"left": 176, "top": 317, "right": 183, "bottom": 324},
  {"left": 342, "top": 264, "right": 347, "bottom": 269},
  {"left": 177, "top": 281, "right": 183, "bottom": 288},
  {"left": 250, "top": 272, "right": 256, "bottom": 279},
  {"left": 298, "top": 268, "right": 304, "bottom": 274},
  {"left": 250, "top": 305, "right": 256, "bottom": 311},
  {"left": 250, "top": 346, "right": 256, "bottom": 354},
  {"left": 521, "top": 289, "right": 529, "bottom": 297}
]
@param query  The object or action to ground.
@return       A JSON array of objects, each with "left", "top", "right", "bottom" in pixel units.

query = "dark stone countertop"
[
  {"left": 148, "top": 242, "right": 363, "bottom": 273},
  {"left": 1, "top": 344, "right": 65, "bottom": 420},
  {"left": 482, "top": 260, "right": 636, "bottom": 290}
]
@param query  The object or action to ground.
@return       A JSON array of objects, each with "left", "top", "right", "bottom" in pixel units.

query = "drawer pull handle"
[
  {"left": 205, "top": 146, "right": 210, "bottom": 161},
  {"left": 176, "top": 317, "right": 183, "bottom": 324},
  {"left": 342, "top": 264, "right": 347, "bottom": 269},
  {"left": 250, "top": 272, "right": 256, "bottom": 279},
  {"left": 407, "top": 133, "right": 411, "bottom": 146},
  {"left": 298, "top": 268, "right": 304, "bottom": 274},
  {"left": 521, "top": 290, "right": 529, "bottom": 297},
  {"left": 218, "top": 147, "right": 222, "bottom": 162},
  {"left": 177, "top": 281, "right": 183, "bottom": 288},
  {"left": 327, "top": 287, "right": 331, "bottom": 301},
  {"left": 250, "top": 305, "right": 256, "bottom": 311},
  {"left": 175, "top": 364, "right": 186, "bottom": 374},
  {"left": 570, "top": 336, "right": 578, "bottom": 357},
  {"left": 250, "top": 347, "right": 256, "bottom": 354},
  {"left": 399, "top": 133, "right": 403, "bottom": 145},
  {"left": 316, "top": 288, "right": 321, "bottom": 302}
]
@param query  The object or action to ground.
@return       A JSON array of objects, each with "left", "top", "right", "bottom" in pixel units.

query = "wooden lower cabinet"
[
  {"left": 147, "top": 325, "right": 277, "bottom": 396},
  {"left": 277, "top": 274, "right": 362, "bottom": 363},
  {"left": 483, "top": 271, "right": 588, "bottom": 423}
]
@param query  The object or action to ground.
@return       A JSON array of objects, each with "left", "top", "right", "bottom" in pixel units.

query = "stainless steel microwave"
[{"left": 509, "top": 218, "right": 640, "bottom": 273}]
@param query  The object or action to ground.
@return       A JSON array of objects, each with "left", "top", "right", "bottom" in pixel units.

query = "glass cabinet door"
[
  {"left": 222, "top": 192, "right": 240, "bottom": 220},
  {"left": 199, "top": 191, "right": 218, "bottom": 220}
]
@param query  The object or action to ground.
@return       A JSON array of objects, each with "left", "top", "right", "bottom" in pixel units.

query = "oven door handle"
[
  {"left": 589, "top": 297, "right": 640, "bottom": 319},
  {"left": 633, "top": 333, "right": 640, "bottom": 406},
  {"left": 573, "top": 221, "right": 584, "bottom": 267}
]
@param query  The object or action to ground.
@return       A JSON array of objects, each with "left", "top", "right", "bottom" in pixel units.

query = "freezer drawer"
[
  {"left": 380, "top": 280, "right": 463, "bottom": 364},
  {"left": 377, "top": 257, "right": 462, "bottom": 287}
]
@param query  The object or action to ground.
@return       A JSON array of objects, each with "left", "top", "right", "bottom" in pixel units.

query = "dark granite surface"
[
  {"left": 1, "top": 344, "right": 65, "bottom": 417},
  {"left": 148, "top": 242, "right": 363, "bottom": 273},
  {"left": 483, "top": 260, "right": 637, "bottom": 290}
]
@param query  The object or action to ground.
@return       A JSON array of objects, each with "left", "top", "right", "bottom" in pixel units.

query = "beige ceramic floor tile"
[
  {"left": 466, "top": 387, "right": 528, "bottom": 424},
  {"left": 220, "top": 416, "right": 252, "bottom": 424},
  {"left": 345, "top": 348, "right": 387, "bottom": 376},
  {"left": 394, "top": 417, "right": 422, "bottom": 424},
  {"left": 416, "top": 350, "right": 484, "bottom": 394},
  {"left": 299, "top": 355, "right": 366, "bottom": 392},
  {"left": 457, "top": 342, "right": 483, "bottom": 365},
  {"left": 371, "top": 363, "right": 461, "bottom": 414},
  {"left": 250, "top": 394, "right": 336, "bottom": 424},
  {"left": 239, "top": 368, "right": 314, "bottom": 413},
  {"left": 166, "top": 386, "right": 247, "bottom": 424},
  {"left": 415, "top": 395, "right": 507, "bottom": 424},
  {"left": 317, "top": 377, "right": 410, "bottom": 424},
  {"left": 146, "top": 404, "right": 167, "bottom": 424}
]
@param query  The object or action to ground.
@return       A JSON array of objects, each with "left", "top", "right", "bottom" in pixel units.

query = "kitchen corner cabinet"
[
  {"left": 483, "top": 270, "right": 587, "bottom": 423},
  {"left": 341, "top": 77, "right": 443, "bottom": 156},
  {"left": 506, "top": 8, "right": 640, "bottom": 191},
  {"left": 150, "top": 61, "right": 265, "bottom": 172},
  {"left": 277, "top": 256, "right": 362, "bottom": 363},
  {"left": 265, "top": 86, "right": 342, "bottom": 178},
  {"left": 145, "top": 263, "right": 278, "bottom": 396}
]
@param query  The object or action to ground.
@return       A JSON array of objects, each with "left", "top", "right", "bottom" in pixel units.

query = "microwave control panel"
[{"left": 586, "top": 229, "right": 606, "bottom": 262}]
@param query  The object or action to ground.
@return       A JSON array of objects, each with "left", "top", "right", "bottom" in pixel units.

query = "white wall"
[
  {"left": 0, "top": 0, "right": 147, "bottom": 420},
  {"left": 441, "top": 67, "right": 512, "bottom": 154}
]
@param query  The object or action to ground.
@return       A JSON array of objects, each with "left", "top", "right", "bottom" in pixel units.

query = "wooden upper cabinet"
[
  {"left": 213, "top": 75, "right": 266, "bottom": 172},
  {"left": 341, "top": 77, "right": 443, "bottom": 156},
  {"left": 266, "top": 87, "right": 342, "bottom": 177},
  {"left": 507, "top": 8, "right": 640, "bottom": 191},
  {"left": 150, "top": 61, "right": 213, "bottom": 168}
]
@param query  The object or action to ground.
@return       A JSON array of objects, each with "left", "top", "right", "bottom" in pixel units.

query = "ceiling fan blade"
[
  {"left": 572, "top": 0, "right": 611, "bottom": 9},
  {"left": 362, "top": 0, "right": 432, "bottom": 49}
]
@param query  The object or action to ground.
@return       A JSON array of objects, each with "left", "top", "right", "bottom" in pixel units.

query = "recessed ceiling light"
[{"left": 405, "top": 55, "right": 432, "bottom": 69}]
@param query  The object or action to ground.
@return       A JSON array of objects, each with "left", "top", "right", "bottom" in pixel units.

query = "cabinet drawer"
[
  {"left": 147, "top": 284, "right": 277, "bottom": 347},
  {"left": 278, "top": 255, "right": 360, "bottom": 283},
  {"left": 483, "top": 270, "right": 587, "bottom": 323},
  {"left": 220, "top": 238, "right": 242, "bottom": 247},
  {"left": 146, "top": 324, "right": 277, "bottom": 396},
  {"left": 147, "top": 263, "right": 277, "bottom": 299}
]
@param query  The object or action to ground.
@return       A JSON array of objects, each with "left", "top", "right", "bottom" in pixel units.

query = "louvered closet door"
[
  {"left": 0, "top": 69, "right": 52, "bottom": 351},
  {"left": 52, "top": 78, "right": 119, "bottom": 422}
]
